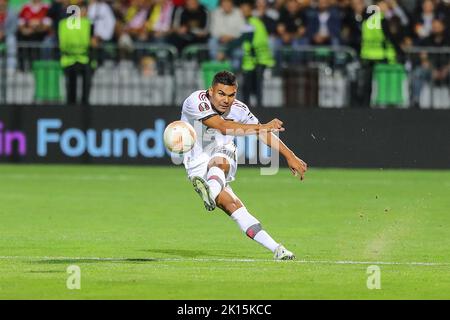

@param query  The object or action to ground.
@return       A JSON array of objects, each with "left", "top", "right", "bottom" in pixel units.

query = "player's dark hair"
[{"left": 212, "top": 71, "right": 237, "bottom": 87}]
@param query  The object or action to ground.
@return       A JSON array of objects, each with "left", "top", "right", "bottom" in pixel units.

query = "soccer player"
[{"left": 181, "top": 71, "right": 307, "bottom": 260}]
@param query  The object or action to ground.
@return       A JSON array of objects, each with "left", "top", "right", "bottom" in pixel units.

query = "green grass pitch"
[{"left": 0, "top": 164, "right": 449, "bottom": 299}]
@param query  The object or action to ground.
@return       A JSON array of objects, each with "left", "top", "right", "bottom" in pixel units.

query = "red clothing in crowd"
[{"left": 18, "top": 2, "right": 51, "bottom": 26}]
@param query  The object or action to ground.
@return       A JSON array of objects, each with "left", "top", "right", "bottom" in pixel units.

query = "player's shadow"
[
  {"left": 32, "top": 249, "right": 242, "bottom": 265},
  {"left": 35, "top": 258, "right": 159, "bottom": 264},
  {"left": 27, "top": 270, "right": 65, "bottom": 273},
  {"left": 141, "top": 248, "right": 240, "bottom": 259}
]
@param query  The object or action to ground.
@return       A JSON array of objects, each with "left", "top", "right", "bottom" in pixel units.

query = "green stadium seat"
[
  {"left": 201, "top": 60, "right": 232, "bottom": 88},
  {"left": 373, "top": 63, "right": 406, "bottom": 106},
  {"left": 9, "top": 0, "right": 50, "bottom": 11},
  {"left": 314, "top": 47, "right": 332, "bottom": 59},
  {"left": 32, "top": 60, "right": 62, "bottom": 103}
]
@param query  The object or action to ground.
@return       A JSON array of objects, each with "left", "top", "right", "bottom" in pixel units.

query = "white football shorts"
[{"left": 185, "top": 143, "right": 238, "bottom": 184}]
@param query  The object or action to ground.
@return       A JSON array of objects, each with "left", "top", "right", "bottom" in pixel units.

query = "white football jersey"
[{"left": 180, "top": 90, "right": 259, "bottom": 166}]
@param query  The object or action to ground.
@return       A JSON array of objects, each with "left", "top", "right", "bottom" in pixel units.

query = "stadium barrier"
[
  {"left": 0, "top": 105, "right": 449, "bottom": 169},
  {"left": 404, "top": 47, "right": 450, "bottom": 109},
  {"left": 3, "top": 43, "right": 449, "bottom": 109},
  {"left": 177, "top": 44, "right": 359, "bottom": 108},
  {"left": 0, "top": 42, "right": 179, "bottom": 106}
]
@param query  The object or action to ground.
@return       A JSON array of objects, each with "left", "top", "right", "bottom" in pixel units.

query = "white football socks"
[
  {"left": 230, "top": 207, "right": 279, "bottom": 253},
  {"left": 253, "top": 231, "right": 280, "bottom": 252},
  {"left": 205, "top": 169, "right": 280, "bottom": 253},
  {"left": 206, "top": 166, "right": 226, "bottom": 202}
]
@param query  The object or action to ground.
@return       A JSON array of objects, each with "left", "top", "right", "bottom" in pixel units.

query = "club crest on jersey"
[
  {"left": 198, "top": 92, "right": 208, "bottom": 101},
  {"left": 198, "top": 102, "right": 210, "bottom": 112}
]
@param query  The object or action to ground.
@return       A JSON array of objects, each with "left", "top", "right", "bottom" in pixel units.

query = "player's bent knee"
[{"left": 208, "top": 157, "right": 230, "bottom": 175}]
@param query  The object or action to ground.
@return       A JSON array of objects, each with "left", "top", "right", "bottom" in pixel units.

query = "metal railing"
[
  {"left": 176, "top": 44, "right": 359, "bottom": 108},
  {"left": 0, "top": 42, "right": 178, "bottom": 106},
  {"left": 1, "top": 42, "right": 449, "bottom": 109},
  {"left": 274, "top": 46, "right": 359, "bottom": 108},
  {"left": 405, "top": 47, "right": 450, "bottom": 109}
]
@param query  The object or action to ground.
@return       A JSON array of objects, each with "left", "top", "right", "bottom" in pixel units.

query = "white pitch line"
[
  {"left": 0, "top": 174, "right": 136, "bottom": 181},
  {"left": 0, "top": 256, "right": 448, "bottom": 267}
]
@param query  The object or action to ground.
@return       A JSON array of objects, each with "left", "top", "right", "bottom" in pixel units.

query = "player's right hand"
[
  {"left": 287, "top": 154, "right": 308, "bottom": 181},
  {"left": 262, "top": 118, "right": 285, "bottom": 132}
]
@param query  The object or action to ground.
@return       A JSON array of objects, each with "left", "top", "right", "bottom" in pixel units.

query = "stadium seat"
[
  {"left": 9, "top": 0, "right": 50, "bottom": 11},
  {"left": 201, "top": 60, "right": 232, "bottom": 88},
  {"left": 373, "top": 63, "right": 406, "bottom": 106},
  {"left": 314, "top": 47, "right": 332, "bottom": 63},
  {"left": 32, "top": 60, "right": 62, "bottom": 103}
]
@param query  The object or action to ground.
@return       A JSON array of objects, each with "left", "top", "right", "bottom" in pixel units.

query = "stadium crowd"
[
  {"left": 1, "top": 0, "right": 449, "bottom": 106},
  {"left": 1, "top": 0, "right": 449, "bottom": 55}
]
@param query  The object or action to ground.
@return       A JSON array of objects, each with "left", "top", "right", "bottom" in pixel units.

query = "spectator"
[
  {"left": 357, "top": 0, "right": 401, "bottom": 107},
  {"left": 274, "top": 0, "right": 310, "bottom": 66},
  {"left": 173, "top": 0, "right": 186, "bottom": 7},
  {"left": 411, "top": 18, "right": 450, "bottom": 108},
  {"left": 168, "top": 0, "right": 209, "bottom": 53},
  {"left": 222, "top": 0, "right": 275, "bottom": 107},
  {"left": 107, "top": 0, "right": 130, "bottom": 47},
  {"left": 435, "top": 0, "right": 450, "bottom": 40},
  {"left": 445, "top": 3, "right": 450, "bottom": 39},
  {"left": 413, "top": 0, "right": 436, "bottom": 42},
  {"left": 17, "top": 0, "right": 52, "bottom": 70},
  {"left": 18, "top": 0, "right": 51, "bottom": 39},
  {"left": 107, "top": 0, "right": 128, "bottom": 26},
  {"left": 118, "top": 0, "right": 153, "bottom": 44},
  {"left": 385, "top": 0, "right": 411, "bottom": 28},
  {"left": 58, "top": 1, "right": 92, "bottom": 105},
  {"left": 273, "top": 0, "right": 286, "bottom": 11},
  {"left": 340, "top": 0, "right": 369, "bottom": 54},
  {"left": 115, "top": 0, "right": 153, "bottom": 64},
  {"left": 88, "top": 0, "right": 116, "bottom": 43},
  {"left": 254, "top": 0, "right": 279, "bottom": 38},
  {"left": 147, "top": 0, "right": 175, "bottom": 44},
  {"left": 200, "top": 0, "right": 219, "bottom": 11},
  {"left": 254, "top": 0, "right": 279, "bottom": 67},
  {"left": 46, "top": 0, "right": 67, "bottom": 41},
  {"left": 0, "top": 0, "right": 18, "bottom": 71},
  {"left": 276, "top": 0, "right": 308, "bottom": 48},
  {"left": 208, "top": 0, "right": 245, "bottom": 64},
  {"left": 384, "top": 0, "right": 413, "bottom": 58},
  {"left": 88, "top": 0, "right": 116, "bottom": 65},
  {"left": 47, "top": 1, "right": 93, "bottom": 60},
  {"left": 306, "top": 0, "right": 341, "bottom": 45}
]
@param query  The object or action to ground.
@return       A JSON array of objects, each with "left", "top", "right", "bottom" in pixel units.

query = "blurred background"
[
  {"left": 0, "top": 0, "right": 449, "bottom": 108},
  {"left": 0, "top": 0, "right": 449, "bottom": 168}
]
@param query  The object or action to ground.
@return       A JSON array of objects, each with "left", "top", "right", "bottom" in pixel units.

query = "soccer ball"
[{"left": 163, "top": 120, "right": 197, "bottom": 154}]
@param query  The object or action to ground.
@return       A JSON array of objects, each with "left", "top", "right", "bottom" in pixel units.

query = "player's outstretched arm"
[
  {"left": 202, "top": 115, "right": 285, "bottom": 136},
  {"left": 259, "top": 131, "right": 308, "bottom": 180}
]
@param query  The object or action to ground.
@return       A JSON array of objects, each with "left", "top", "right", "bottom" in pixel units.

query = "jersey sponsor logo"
[
  {"left": 198, "top": 102, "right": 210, "bottom": 112},
  {"left": 198, "top": 91, "right": 208, "bottom": 101}
]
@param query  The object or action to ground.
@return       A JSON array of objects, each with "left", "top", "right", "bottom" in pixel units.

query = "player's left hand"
[{"left": 287, "top": 155, "right": 307, "bottom": 181}]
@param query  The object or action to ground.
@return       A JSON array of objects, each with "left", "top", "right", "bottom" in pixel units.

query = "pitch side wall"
[{"left": 0, "top": 106, "right": 449, "bottom": 169}]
